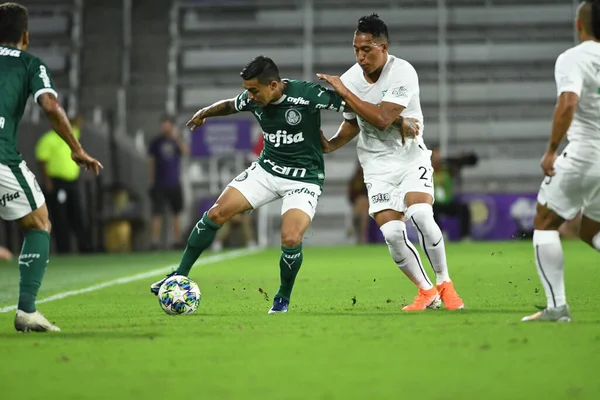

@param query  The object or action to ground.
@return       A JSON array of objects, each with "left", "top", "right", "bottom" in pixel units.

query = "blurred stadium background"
[{"left": 0, "top": 0, "right": 580, "bottom": 254}]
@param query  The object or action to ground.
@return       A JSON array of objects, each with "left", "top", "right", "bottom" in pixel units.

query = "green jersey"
[
  {"left": 0, "top": 45, "right": 57, "bottom": 165},
  {"left": 234, "top": 79, "right": 345, "bottom": 186}
]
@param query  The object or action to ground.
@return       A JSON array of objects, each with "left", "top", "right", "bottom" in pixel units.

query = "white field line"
[{"left": 0, "top": 247, "right": 264, "bottom": 313}]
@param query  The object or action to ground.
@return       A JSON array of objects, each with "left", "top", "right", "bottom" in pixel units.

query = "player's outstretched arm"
[
  {"left": 322, "top": 118, "right": 360, "bottom": 154},
  {"left": 38, "top": 93, "right": 103, "bottom": 175},
  {"left": 186, "top": 99, "right": 237, "bottom": 130},
  {"left": 541, "top": 92, "right": 578, "bottom": 176},
  {"left": 317, "top": 73, "right": 403, "bottom": 131}
]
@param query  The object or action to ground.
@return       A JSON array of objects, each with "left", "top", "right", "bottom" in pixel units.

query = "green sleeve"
[
  {"left": 29, "top": 57, "right": 58, "bottom": 104},
  {"left": 303, "top": 82, "right": 346, "bottom": 112},
  {"left": 233, "top": 90, "right": 251, "bottom": 112}
]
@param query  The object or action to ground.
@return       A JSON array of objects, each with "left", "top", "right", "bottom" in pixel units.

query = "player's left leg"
[
  {"left": 521, "top": 202, "right": 571, "bottom": 322},
  {"left": 268, "top": 182, "right": 320, "bottom": 314},
  {"left": 522, "top": 168, "right": 584, "bottom": 322},
  {"left": 405, "top": 192, "right": 464, "bottom": 310}
]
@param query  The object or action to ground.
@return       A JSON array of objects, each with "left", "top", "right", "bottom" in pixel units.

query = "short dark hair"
[
  {"left": 584, "top": 0, "right": 600, "bottom": 39},
  {"left": 240, "top": 55, "right": 280, "bottom": 85},
  {"left": 356, "top": 13, "right": 389, "bottom": 42},
  {"left": 0, "top": 2, "right": 28, "bottom": 44}
]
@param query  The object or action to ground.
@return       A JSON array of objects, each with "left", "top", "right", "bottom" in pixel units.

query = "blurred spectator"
[
  {"left": 0, "top": 245, "right": 13, "bottom": 261},
  {"left": 148, "top": 115, "right": 189, "bottom": 250},
  {"left": 348, "top": 162, "right": 369, "bottom": 244},
  {"left": 212, "top": 132, "right": 262, "bottom": 251},
  {"left": 431, "top": 144, "right": 473, "bottom": 240},
  {"left": 35, "top": 114, "right": 92, "bottom": 253},
  {"left": 212, "top": 213, "right": 257, "bottom": 251}
]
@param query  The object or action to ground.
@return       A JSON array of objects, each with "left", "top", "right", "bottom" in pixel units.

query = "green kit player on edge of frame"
[{"left": 0, "top": 2, "right": 103, "bottom": 332}]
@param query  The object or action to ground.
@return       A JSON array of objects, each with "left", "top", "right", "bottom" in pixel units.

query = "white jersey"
[
  {"left": 340, "top": 54, "right": 425, "bottom": 176},
  {"left": 555, "top": 40, "right": 600, "bottom": 161}
]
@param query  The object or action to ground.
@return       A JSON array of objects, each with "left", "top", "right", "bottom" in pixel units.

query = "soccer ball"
[{"left": 158, "top": 275, "right": 201, "bottom": 315}]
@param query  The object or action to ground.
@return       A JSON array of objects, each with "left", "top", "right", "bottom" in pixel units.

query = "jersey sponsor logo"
[
  {"left": 254, "top": 111, "right": 263, "bottom": 120},
  {"left": 38, "top": 65, "right": 51, "bottom": 88},
  {"left": 263, "top": 129, "right": 304, "bottom": 147},
  {"left": 315, "top": 103, "right": 341, "bottom": 111},
  {"left": 0, "top": 116, "right": 5, "bottom": 129},
  {"left": 0, "top": 47, "right": 21, "bottom": 57},
  {"left": 371, "top": 193, "right": 390, "bottom": 204},
  {"left": 0, "top": 191, "right": 20, "bottom": 207},
  {"left": 263, "top": 158, "right": 307, "bottom": 178},
  {"left": 317, "top": 88, "right": 326, "bottom": 97},
  {"left": 287, "top": 96, "right": 309, "bottom": 106},
  {"left": 391, "top": 86, "right": 408, "bottom": 98},
  {"left": 285, "top": 108, "right": 302, "bottom": 126}
]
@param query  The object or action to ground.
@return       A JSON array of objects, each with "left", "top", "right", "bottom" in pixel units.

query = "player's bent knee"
[
  {"left": 281, "top": 231, "right": 302, "bottom": 248},
  {"left": 380, "top": 224, "right": 404, "bottom": 245},
  {"left": 533, "top": 203, "right": 564, "bottom": 231},
  {"left": 207, "top": 205, "right": 233, "bottom": 226},
  {"left": 18, "top": 207, "right": 51, "bottom": 233}
]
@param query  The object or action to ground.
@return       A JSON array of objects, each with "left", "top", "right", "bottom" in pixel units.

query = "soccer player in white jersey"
[
  {"left": 522, "top": 0, "right": 600, "bottom": 323},
  {"left": 318, "top": 14, "right": 464, "bottom": 311}
]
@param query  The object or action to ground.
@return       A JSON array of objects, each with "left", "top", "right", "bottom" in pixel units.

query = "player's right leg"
[
  {"left": 0, "top": 161, "right": 58, "bottom": 332},
  {"left": 374, "top": 209, "right": 439, "bottom": 311},
  {"left": 150, "top": 162, "right": 277, "bottom": 295},
  {"left": 365, "top": 178, "right": 439, "bottom": 311},
  {"left": 150, "top": 186, "right": 252, "bottom": 295}
]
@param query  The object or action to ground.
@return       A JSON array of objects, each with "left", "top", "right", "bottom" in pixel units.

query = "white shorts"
[
  {"left": 227, "top": 162, "right": 321, "bottom": 220},
  {"left": 0, "top": 161, "right": 46, "bottom": 221},
  {"left": 362, "top": 145, "right": 435, "bottom": 218},
  {"left": 537, "top": 153, "right": 600, "bottom": 222}
]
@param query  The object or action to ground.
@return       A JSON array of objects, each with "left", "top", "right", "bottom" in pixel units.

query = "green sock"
[
  {"left": 176, "top": 212, "right": 221, "bottom": 276},
  {"left": 18, "top": 230, "right": 50, "bottom": 313},
  {"left": 275, "top": 244, "right": 303, "bottom": 301}
]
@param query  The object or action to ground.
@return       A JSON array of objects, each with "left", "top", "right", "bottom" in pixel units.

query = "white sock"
[
  {"left": 592, "top": 232, "right": 600, "bottom": 251},
  {"left": 533, "top": 230, "right": 566, "bottom": 308},
  {"left": 407, "top": 203, "right": 450, "bottom": 285},
  {"left": 380, "top": 220, "right": 433, "bottom": 290}
]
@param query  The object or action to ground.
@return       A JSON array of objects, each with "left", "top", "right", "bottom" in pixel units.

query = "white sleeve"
[
  {"left": 340, "top": 72, "right": 357, "bottom": 120},
  {"left": 555, "top": 52, "right": 583, "bottom": 97},
  {"left": 382, "top": 62, "right": 419, "bottom": 107}
]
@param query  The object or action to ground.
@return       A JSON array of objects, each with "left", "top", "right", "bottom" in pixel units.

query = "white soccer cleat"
[
  {"left": 521, "top": 305, "right": 571, "bottom": 323},
  {"left": 14, "top": 310, "right": 61, "bottom": 332}
]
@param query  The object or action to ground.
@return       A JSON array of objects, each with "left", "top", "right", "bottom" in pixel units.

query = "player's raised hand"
[
  {"left": 186, "top": 108, "right": 206, "bottom": 130},
  {"left": 541, "top": 151, "right": 557, "bottom": 177},
  {"left": 316, "top": 74, "right": 349, "bottom": 97},
  {"left": 71, "top": 148, "right": 104, "bottom": 176}
]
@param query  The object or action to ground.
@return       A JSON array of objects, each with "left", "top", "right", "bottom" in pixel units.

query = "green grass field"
[{"left": 0, "top": 241, "right": 598, "bottom": 400}]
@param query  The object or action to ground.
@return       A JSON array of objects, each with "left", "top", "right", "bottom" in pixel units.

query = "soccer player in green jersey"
[
  {"left": 0, "top": 2, "right": 103, "bottom": 331},
  {"left": 150, "top": 55, "right": 417, "bottom": 313}
]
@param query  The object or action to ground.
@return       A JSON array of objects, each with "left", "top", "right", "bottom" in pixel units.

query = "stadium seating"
[{"left": 172, "top": 0, "right": 574, "bottom": 244}]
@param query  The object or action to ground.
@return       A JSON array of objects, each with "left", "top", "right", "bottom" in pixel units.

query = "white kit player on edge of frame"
[
  {"left": 318, "top": 13, "right": 464, "bottom": 312},
  {"left": 523, "top": 0, "right": 600, "bottom": 323}
]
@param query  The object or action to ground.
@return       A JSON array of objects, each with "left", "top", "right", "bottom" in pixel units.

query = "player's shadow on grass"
[{"left": 293, "top": 309, "right": 538, "bottom": 316}]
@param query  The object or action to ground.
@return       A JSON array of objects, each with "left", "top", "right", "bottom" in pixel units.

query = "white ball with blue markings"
[{"left": 158, "top": 275, "right": 201, "bottom": 315}]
